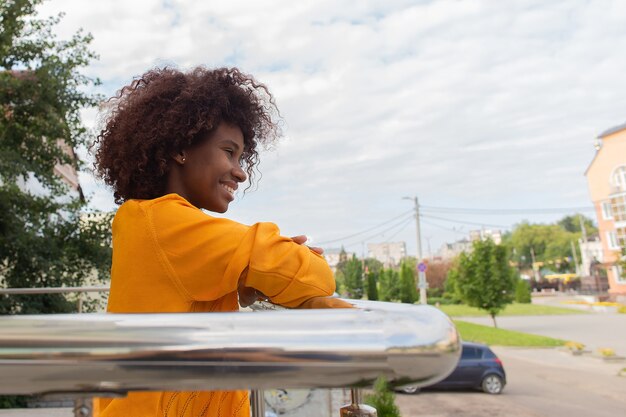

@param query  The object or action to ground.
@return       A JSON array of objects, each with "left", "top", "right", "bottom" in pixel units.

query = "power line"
[
  {"left": 316, "top": 209, "right": 413, "bottom": 245},
  {"left": 340, "top": 214, "right": 414, "bottom": 247},
  {"left": 383, "top": 217, "right": 414, "bottom": 243},
  {"left": 420, "top": 205, "right": 595, "bottom": 215},
  {"left": 420, "top": 219, "right": 467, "bottom": 236},
  {"left": 420, "top": 213, "right": 509, "bottom": 229}
]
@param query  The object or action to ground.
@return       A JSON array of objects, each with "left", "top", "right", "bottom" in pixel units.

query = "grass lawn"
[
  {"left": 454, "top": 320, "right": 568, "bottom": 347},
  {"left": 439, "top": 302, "right": 585, "bottom": 317}
]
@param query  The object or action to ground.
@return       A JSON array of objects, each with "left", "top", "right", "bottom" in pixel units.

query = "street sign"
[{"left": 418, "top": 262, "right": 427, "bottom": 273}]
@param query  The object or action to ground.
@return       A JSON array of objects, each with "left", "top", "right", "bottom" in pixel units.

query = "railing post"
[
  {"left": 340, "top": 389, "right": 377, "bottom": 417},
  {"left": 73, "top": 398, "right": 92, "bottom": 417},
  {"left": 250, "top": 389, "right": 265, "bottom": 417}
]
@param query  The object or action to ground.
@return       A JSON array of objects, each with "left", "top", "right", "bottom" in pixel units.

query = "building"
[
  {"left": 469, "top": 229, "right": 503, "bottom": 245},
  {"left": 323, "top": 248, "right": 356, "bottom": 272},
  {"left": 367, "top": 242, "right": 406, "bottom": 267},
  {"left": 585, "top": 121, "right": 626, "bottom": 302},
  {"left": 578, "top": 236, "right": 604, "bottom": 277},
  {"left": 438, "top": 238, "right": 473, "bottom": 260}
]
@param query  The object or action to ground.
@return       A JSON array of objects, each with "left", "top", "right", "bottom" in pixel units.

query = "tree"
[
  {"left": 514, "top": 279, "right": 531, "bottom": 303},
  {"left": 360, "top": 258, "right": 383, "bottom": 300},
  {"left": 453, "top": 239, "right": 516, "bottom": 327},
  {"left": 0, "top": 0, "right": 112, "bottom": 314},
  {"left": 341, "top": 255, "right": 364, "bottom": 299},
  {"left": 504, "top": 221, "right": 582, "bottom": 272},
  {"left": 366, "top": 270, "right": 379, "bottom": 301},
  {"left": 398, "top": 260, "right": 418, "bottom": 303},
  {"left": 378, "top": 268, "right": 400, "bottom": 302},
  {"left": 426, "top": 259, "right": 453, "bottom": 292},
  {"left": 443, "top": 266, "right": 461, "bottom": 303},
  {"left": 557, "top": 214, "right": 597, "bottom": 235},
  {"left": 364, "top": 257, "right": 384, "bottom": 275}
]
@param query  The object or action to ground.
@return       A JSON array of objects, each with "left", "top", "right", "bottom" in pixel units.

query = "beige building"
[
  {"left": 438, "top": 239, "right": 473, "bottom": 260},
  {"left": 469, "top": 229, "right": 503, "bottom": 245},
  {"left": 367, "top": 242, "right": 406, "bottom": 267},
  {"left": 585, "top": 122, "right": 626, "bottom": 302},
  {"left": 323, "top": 248, "right": 356, "bottom": 272},
  {"left": 579, "top": 237, "right": 604, "bottom": 277}
]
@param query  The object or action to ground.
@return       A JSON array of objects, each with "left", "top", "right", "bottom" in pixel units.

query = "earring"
[{"left": 181, "top": 157, "right": 186, "bottom": 163}]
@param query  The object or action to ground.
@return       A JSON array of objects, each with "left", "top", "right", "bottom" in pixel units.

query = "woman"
[{"left": 93, "top": 67, "right": 349, "bottom": 417}]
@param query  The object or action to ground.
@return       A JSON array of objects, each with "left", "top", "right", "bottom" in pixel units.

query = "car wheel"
[
  {"left": 481, "top": 374, "right": 503, "bottom": 394},
  {"left": 400, "top": 385, "right": 420, "bottom": 394}
]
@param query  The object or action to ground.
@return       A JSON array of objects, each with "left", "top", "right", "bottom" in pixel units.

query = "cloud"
[{"left": 36, "top": 0, "right": 626, "bottom": 253}]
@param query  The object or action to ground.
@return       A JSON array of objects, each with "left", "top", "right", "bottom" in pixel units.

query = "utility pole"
[
  {"left": 361, "top": 241, "right": 366, "bottom": 293},
  {"left": 570, "top": 240, "right": 580, "bottom": 276},
  {"left": 578, "top": 214, "right": 588, "bottom": 277},
  {"left": 578, "top": 214, "right": 588, "bottom": 243},
  {"left": 530, "top": 247, "right": 541, "bottom": 282},
  {"left": 405, "top": 196, "right": 427, "bottom": 304}
]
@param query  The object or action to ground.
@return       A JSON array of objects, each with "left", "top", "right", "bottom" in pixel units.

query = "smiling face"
[{"left": 166, "top": 122, "right": 247, "bottom": 212}]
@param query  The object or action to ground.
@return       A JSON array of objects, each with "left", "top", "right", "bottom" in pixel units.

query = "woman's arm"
[{"left": 151, "top": 198, "right": 339, "bottom": 306}]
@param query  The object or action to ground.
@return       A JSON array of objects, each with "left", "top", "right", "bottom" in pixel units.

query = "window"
[
  {"left": 602, "top": 202, "right": 614, "bottom": 220},
  {"left": 616, "top": 227, "right": 626, "bottom": 248},
  {"left": 461, "top": 347, "right": 481, "bottom": 360},
  {"left": 482, "top": 348, "right": 496, "bottom": 359},
  {"left": 611, "top": 194, "right": 626, "bottom": 223},
  {"left": 613, "top": 266, "right": 626, "bottom": 284},
  {"left": 612, "top": 166, "right": 626, "bottom": 192},
  {"left": 607, "top": 231, "right": 620, "bottom": 250}
]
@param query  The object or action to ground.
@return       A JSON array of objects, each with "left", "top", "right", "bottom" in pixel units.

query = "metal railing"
[
  {"left": 0, "top": 290, "right": 461, "bottom": 417},
  {"left": 0, "top": 286, "right": 110, "bottom": 313}
]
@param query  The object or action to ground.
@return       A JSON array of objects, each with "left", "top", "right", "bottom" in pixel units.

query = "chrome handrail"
[{"left": 0, "top": 299, "right": 460, "bottom": 396}]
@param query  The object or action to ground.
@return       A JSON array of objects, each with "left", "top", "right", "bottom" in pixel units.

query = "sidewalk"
[{"left": 491, "top": 346, "right": 625, "bottom": 377}]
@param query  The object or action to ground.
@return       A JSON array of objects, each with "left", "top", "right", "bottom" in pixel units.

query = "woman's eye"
[{"left": 224, "top": 148, "right": 234, "bottom": 156}]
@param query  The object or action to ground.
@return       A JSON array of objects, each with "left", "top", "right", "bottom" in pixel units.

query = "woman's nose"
[{"left": 233, "top": 164, "right": 247, "bottom": 183}]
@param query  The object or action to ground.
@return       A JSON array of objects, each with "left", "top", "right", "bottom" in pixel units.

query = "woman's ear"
[{"left": 172, "top": 151, "right": 187, "bottom": 165}]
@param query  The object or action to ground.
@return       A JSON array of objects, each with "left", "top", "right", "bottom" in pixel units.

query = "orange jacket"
[{"left": 95, "top": 194, "right": 341, "bottom": 417}]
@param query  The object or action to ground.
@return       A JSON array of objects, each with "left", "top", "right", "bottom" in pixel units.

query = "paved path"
[
  {"left": 396, "top": 347, "right": 626, "bottom": 417},
  {"left": 458, "top": 313, "right": 626, "bottom": 356}
]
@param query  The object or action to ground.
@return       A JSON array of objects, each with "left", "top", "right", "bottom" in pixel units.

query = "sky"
[{"left": 36, "top": 0, "right": 626, "bottom": 257}]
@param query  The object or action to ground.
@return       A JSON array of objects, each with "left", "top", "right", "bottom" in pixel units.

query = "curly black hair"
[{"left": 94, "top": 67, "right": 280, "bottom": 204}]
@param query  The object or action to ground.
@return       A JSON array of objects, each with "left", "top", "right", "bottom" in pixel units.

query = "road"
[{"left": 396, "top": 347, "right": 626, "bottom": 417}]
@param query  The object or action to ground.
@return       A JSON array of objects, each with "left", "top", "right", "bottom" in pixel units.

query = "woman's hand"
[{"left": 291, "top": 235, "right": 323, "bottom": 255}]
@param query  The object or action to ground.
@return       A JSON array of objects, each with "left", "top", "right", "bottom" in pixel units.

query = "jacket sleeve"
[{"left": 151, "top": 199, "right": 335, "bottom": 307}]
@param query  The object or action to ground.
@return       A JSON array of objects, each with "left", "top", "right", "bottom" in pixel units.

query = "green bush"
[
  {"left": 0, "top": 396, "right": 28, "bottom": 409},
  {"left": 364, "top": 377, "right": 401, "bottom": 417},
  {"left": 427, "top": 288, "right": 443, "bottom": 298},
  {"left": 515, "top": 279, "right": 532, "bottom": 303}
]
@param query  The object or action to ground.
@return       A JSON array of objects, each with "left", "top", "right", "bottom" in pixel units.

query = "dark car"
[{"left": 398, "top": 342, "right": 506, "bottom": 395}]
